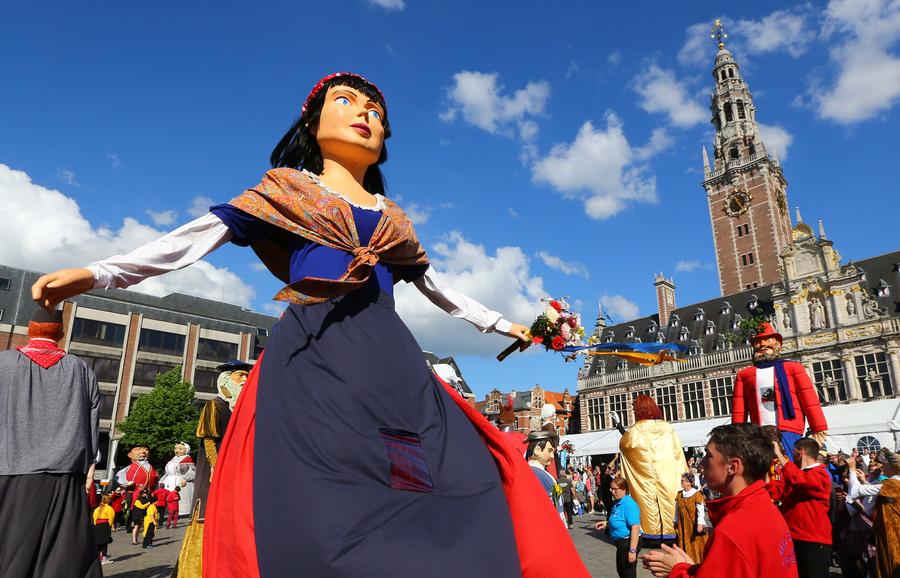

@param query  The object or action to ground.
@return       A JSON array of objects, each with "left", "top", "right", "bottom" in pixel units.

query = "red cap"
[{"left": 751, "top": 322, "right": 782, "bottom": 343}]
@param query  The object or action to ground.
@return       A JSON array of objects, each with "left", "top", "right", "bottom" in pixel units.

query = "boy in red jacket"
[
  {"left": 768, "top": 437, "right": 832, "bottom": 578},
  {"left": 642, "top": 423, "right": 798, "bottom": 578}
]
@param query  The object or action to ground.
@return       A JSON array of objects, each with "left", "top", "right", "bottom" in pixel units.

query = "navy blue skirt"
[{"left": 252, "top": 284, "right": 521, "bottom": 577}]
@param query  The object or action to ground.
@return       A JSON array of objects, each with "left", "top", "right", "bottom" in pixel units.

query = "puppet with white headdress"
[{"left": 161, "top": 441, "right": 195, "bottom": 516}]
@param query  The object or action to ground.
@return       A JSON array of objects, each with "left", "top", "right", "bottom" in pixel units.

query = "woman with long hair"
[{"left": 31, "top": 73, "right": 588, "bottom": 578}]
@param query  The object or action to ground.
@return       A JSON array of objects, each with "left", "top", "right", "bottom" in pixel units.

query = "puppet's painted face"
[
  {"left": 229, "top": 370, "right": 248, "bottom": 387},
  {"left": 128, "top": 446, "right": 149, "bottom": 462},
  {"left": 530, "top": 441, "right": 556, "bottom": 467},
  {"left": 752, "top": 336, "right": 781, "bottom": 361},
  {"left": 174, "top": 443, "right": 188, "bottom": 456},
  {"left": 314, "top": 85, "right": 385, "bottom": 168}
]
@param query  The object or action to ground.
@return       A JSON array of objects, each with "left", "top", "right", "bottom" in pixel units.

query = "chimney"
[{"left": 654, "top": 272, "right": 676, "bottom": 325}]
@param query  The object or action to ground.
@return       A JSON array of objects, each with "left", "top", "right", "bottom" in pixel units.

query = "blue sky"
[{"left": 1, "top": 0, "right": 898, "bottom": 399}]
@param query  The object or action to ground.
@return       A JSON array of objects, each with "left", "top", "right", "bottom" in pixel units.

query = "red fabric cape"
[{"left": 204, "top": 357, "right": 589, "bottom": 577}]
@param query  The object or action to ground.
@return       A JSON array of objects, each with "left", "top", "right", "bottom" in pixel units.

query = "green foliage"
[
  {"left": 529, "top": 313, "right": 553, "bottom": 338},
  {"left": 724, "top": 312, "right": 770, "bottom": 344},
  {"left": 117, "top": 366, "right": 199, "bottom": 470}
]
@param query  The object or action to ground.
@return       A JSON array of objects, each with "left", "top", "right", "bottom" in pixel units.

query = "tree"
[{"left": 117, "top": 366, "right": 199, "bottom": 471}]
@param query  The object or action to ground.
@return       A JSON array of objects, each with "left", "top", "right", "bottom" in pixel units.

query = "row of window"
[
  {"left": 71, "top": 319, "right": 240, "bottom": 362},
  {"left": 740, "top": 252, "right": 755, "bottom": 267},
  {"left": 586, "top": 353, "right": 895, "bottom": 429},
  {"left": 736, "top": 223, "right": 750, "bottom": 237}
]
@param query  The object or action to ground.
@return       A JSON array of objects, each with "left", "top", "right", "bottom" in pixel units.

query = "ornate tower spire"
[{"left": 701, "top": 19, "right": 794, "bottom": 296}]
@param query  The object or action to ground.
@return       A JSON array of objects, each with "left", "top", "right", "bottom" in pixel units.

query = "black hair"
[
  {"left": 525, "top": 438, "right": 556, "bottom": 460},
  {"left": 270, "top": 75, "right": 391, "bottom": 196},
  {"left": 794, "top": 437, "right": 820, "bottom": 460},
  {"left": 708, "top": 422, "right": 774, "bottom": 483}
]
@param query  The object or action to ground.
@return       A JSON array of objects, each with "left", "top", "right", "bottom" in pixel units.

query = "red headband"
[{"left": 301, "top": 72, "right": 386, "bottom": 115}]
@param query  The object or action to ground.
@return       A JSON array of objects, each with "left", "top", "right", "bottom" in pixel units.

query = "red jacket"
[
  {"left": 166, "top": 491, "right": 181, "bottom": 511},
  {"left": 767, "top": 462, "right": 832, "bottom": 544},
  {"left": 670, "top": 481, "right": 798, "bottom": 578},
  {"left": 152, "top": 487, "right": 170, "bottom": 507},
  {"left": 732, "top": 361, "right": 827, "bottom": 435}
]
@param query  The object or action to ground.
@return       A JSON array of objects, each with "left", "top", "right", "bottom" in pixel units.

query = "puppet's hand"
[
  {"left": 812, "top": 430, "right": 829, "bottom": 447},
  {"left": 507, "top": 323, "right": 531, "bottom": 348},
  {"left": 32, "top": 268, "right": 94, "bottom": 310}
]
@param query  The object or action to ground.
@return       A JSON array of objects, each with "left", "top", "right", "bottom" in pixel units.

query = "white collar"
[
  {"left": 801, "top": 462, "right": 822, "bottom": 470},
  {"left": 681, "top": 487, "right": 698, "bottom": 498}
]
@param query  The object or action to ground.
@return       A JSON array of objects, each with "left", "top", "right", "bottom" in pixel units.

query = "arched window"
[
  {"left": 856, "top": 435, "right": 882, "bottom": 453},
  {"left": 736, "top": 101, "right": 746, "bottom": 120},
  {"left": 727, "top": 68, "right": 734, "bottom": 79},
  {"left": 720, "top": 70, "right": 727, "bottom": 81},
  {"left": 730, "top": 146, "right": 739, "bottom": 160},
  {"left": 724, "top": 103, "right": 734, "bottom": 122},
  {"left": 748, "top": 143, "right": 756, "bottom": 155}
]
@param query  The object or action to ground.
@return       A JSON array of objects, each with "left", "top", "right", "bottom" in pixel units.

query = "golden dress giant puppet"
[{"left": 618, "top": 395, "right": 687, "bottom": 542}]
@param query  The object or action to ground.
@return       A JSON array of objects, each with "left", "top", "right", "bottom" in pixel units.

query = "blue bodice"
[{"left": 211, "top": 203, "right": 426, "bottom": 297}]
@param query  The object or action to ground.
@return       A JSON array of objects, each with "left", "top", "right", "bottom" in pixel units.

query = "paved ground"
[
  {"left": 568, "top": 511, "right": 656, "bottom": 578},
  {"left": 102, "top": 523, "right": 185, "bottom": 578},
  {"left": 101, "top": 510, "right": 841, "bottom": 577}
]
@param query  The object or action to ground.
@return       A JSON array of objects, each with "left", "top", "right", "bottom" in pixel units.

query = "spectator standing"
[
  {"left": 92, "top": 494, "right": 115, "bottom": 565},
  {"left": 642, "top": 423, "right": 798, "bottom": 578},
  {"left": 674, "top": 473, "right": 708, "bottom": 563},
  {"left": 0, "top": 309, "right": 101, "bottom": 578},
  {"left": 131, "top": 492, "right": 150, "bottom": 545},
  {"left": 600, "top": 464, "right": 614, "bottom": 516},
  {"left": 849, "top": 448, "right": 900, "bottom": 578},
  {"left": 167, "top": 486, "right": 182, "bottom": 528},
  {"left": 584, "top": 466, "right": 596, "bottom": 513},
  {"left": 769, "top": 437, "right": 833, "bottom": 578},
  {"left": 559, "top": 469, "right": 575, "bottom": 528},
  {"left": 595, "top": 477, "right": 641, "bottom": 578},
  {"left": 109, "top": 488, "right": 125, "bottom": 531},
  {"left": 142, "top": 490, "right": 159, "bottom": 549},
  {"left": 152, "top": 485, "right": 170, "bottom": 527}
]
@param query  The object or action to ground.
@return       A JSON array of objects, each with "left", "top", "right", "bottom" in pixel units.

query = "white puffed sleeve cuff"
[
  {"left": 87, "top": 212, "right": 233, "bottom": 290},
  {"left": 412, "top": 266, "right": 513, "bottom": 335}
]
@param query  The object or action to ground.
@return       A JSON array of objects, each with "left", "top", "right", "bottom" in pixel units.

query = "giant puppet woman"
[{"left": 32, "top": 73, "right": 589, "bottom": 578}]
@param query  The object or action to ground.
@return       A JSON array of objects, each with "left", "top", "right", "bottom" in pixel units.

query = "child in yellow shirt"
[
  {"left": 93, "top": 494, "right": 115, "bottom": 565},
  {"left": 140, "top": 490, "right": 159, "bottom": 549}
]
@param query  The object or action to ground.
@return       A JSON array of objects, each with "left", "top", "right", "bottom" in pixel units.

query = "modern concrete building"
[{"left": 0, "top": 265, "right": 277, "bottom": 477}]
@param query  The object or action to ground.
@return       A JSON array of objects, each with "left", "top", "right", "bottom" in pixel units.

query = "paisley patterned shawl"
[{"left": 229, "top": 168, "right": 429, "bottom": 304}]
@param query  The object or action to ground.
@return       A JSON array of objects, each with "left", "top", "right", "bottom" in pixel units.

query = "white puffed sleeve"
[
  {"left": 412, "top": 266, "right": 513, "bottom": 335},
  {"left": 87, "top": 213, "right": 233, "bottom": 289}
]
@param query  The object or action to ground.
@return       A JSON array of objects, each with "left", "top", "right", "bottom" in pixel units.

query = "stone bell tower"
[{"left": 702, "top": 20, "right": 794, "bottom": 296}]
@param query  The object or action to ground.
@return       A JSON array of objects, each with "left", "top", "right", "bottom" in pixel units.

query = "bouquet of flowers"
[{"left": 497, "top": 298, "right": 586, "bottom": 361}]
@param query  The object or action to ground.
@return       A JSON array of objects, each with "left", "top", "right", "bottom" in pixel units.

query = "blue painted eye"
[
  {"left": 368, "top": 110, "right": 381, "bottom": 121},
  {"left": 336, "top": 96, "right": 350, "bottom": 106}
]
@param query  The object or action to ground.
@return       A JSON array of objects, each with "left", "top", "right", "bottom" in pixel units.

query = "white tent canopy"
[{"left": 561, "top": 398, "right": 900, "bottom": 457}]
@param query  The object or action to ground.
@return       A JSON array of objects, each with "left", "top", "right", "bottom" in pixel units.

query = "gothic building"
[
  {"left": 703, "top": 26, "right": 794, "bottom": 296},
  {"left": 573, "top": 31, "right": 900, "bottom": 455},
  {"left": 477, "top": 386, "right": 576, "bottom": 435}
]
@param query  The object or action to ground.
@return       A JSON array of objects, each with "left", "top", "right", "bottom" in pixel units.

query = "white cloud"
[
  {"left": 507, "top": 208, "right": 521, "bottom": 219},
  {"left": 608, "top": 51, "right": 622, "bottom": 65},
  {"left": 678, "top": 22, "right": 713, "bottom": 67},
  {"left": 531, "top": 112, "right": 657, "bottom": 220},
  {"left": 0, "top": 164, "right": 255, "bottom": 307},
  {"left": 187, "top": 196, "right": 214, "bottom": 218},
  {"left": 678, "top": 11, "right": 813, "bottom": 68},
  {"left": 635, "top": 128, "right": 675, "bottom": 160},
  {"left": 262, "top": 302, "right": 287, "bottom": 317},
  {"left": 405, "top": 203, "right": 433, "bottom": 225},
  {"left": 251, "top": 262, "right": 268, "bottom": 272},
  {"left": 600, "top": 294, "right": 639, "bottom": 322},
  {"left": 146, "top": 209, "right": 178, "bottom": 226},
  {"left": 815, "top": 0, "right": 900, "bottom": 123},
  {"left": 106, "top": 153, "right": 121, "bottom": 168},
  {"left": 369, "top": 0, "right": 404, "bottom": 10},
  {"left": 442, "top": 71, "right": 550, "bottom": 142},
  {"left": 675, "top": 259, "right": 712, "bottom": 273},
  {"left": 58, "top": 169, "right": 79, "bottom": 186},
  {"left": 732, "top": 10, "right": 815, "bottom": 57},
  {"left": 536, "top": 251, "right": 589, "bottom": 277},
  {"left": 634, "top": 64, "right": 707, "bottom": 128},
  {"left": 757, "top": 123, "right": 794, "bottom": 161},
  {"left": 395, "top": 232, "right": 546, "bottom": 356}
]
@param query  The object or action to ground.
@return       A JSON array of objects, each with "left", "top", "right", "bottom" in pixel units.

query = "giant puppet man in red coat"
[{"left": 732, "top": 322, "right": 828, "bottom": 456}]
